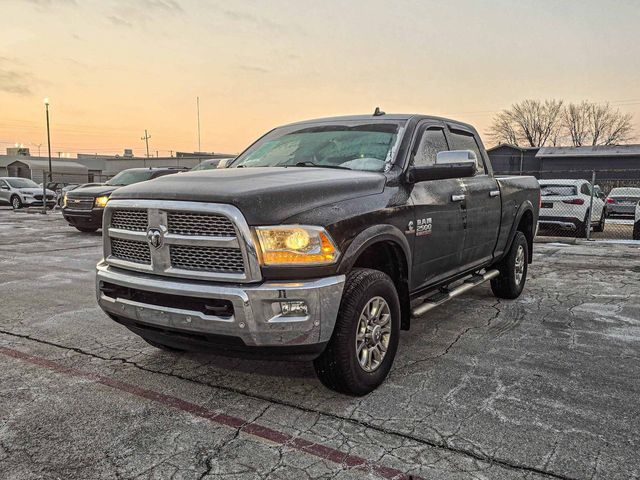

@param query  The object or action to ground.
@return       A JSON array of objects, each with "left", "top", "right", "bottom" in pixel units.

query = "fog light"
[{"left": 280, "top": 301, "right": 309, "bottom": 317}]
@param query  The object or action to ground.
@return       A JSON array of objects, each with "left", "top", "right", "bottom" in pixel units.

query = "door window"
[
  {"left": 449, "top": 131, "right": 486, "bottom": 174},
  {"left": 413, "top": 128, "right": 449, "bottom": 167}
]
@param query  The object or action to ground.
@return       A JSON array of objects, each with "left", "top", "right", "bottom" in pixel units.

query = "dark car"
[
  {"left": 96, "top": 112, "right": 539, "bottom": 395},
  {"left": 62, "top": 167, "right": 181, "bottom": 232},
  {"left": 605, "top": 187, "right": 640, "bottom": 218}
]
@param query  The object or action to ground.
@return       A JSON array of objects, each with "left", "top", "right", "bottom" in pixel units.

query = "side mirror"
[
  {"left": 0, "top": 185, "right": 9, "bottom": 191},
  {"left": 407, "top": 150, "right": 477, "bottom": 183}
]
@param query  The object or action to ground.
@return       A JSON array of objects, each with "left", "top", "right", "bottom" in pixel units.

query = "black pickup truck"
[
  {"left": 62, "top": 167, "right": 183, "bottom": 232},
  {"left": 96, "top": 113, "right": 539, "bottom": 395}
]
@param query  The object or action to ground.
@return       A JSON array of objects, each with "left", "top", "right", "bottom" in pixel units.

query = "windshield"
[
  {"left": 609, "top": 187, "right": 640, "bottom": 196},
  {"left": 232, "top": 121, "right": 405, "bottom": 172},
  {"left": 106, "top": 170, "right": 154, "bottom": 186},
  {"left": 191, "top": 160, "right": 221, "bottom": 171},
  {"left": 540, "top": 185, "right": 577, "bottom": 196},
  {"left": 6, "top": 178, "right": 39, "bottom": 188}
]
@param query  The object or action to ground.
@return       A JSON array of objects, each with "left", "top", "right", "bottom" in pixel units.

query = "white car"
[
  {"left": 538, "top": 179, "right": 606, "bottom": 238},
  {"left": 0, "top": 177, "right": 56, "bottom": 210},
  {"left": 633, "top": 201, "right": 640, "bottom": 240}
]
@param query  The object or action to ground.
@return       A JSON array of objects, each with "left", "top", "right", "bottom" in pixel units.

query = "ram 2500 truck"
[{"left": 96, "top": 113, "right": 539, "bottom": 396}]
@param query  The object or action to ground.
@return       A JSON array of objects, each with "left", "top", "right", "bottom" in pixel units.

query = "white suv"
[
  {"left": 538, "top": 179, "right": 605, "bottom": 238},
  {"left": 0, "top": 177, "right": 56, "bottom": 210}
]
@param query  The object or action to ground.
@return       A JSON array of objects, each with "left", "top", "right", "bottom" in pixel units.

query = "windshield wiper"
[{"left": 294, "top": 161, "right": 351, "bottom": 170}]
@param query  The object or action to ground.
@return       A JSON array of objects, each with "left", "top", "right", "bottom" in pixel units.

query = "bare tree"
[
  {"left": 588, "top": 103, "right": 634, "bottom": 145},
  {"left": 488, "top": 99, "right": 564, "bottom": 147},
  {"left": 562, "top": 101, "right": 590, "bottom": 146}
]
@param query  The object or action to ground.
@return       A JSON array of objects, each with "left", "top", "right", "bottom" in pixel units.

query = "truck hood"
[
  {"left": 67, "top": 185, "right": 119, "bottom": 197},
  {"left": 110, "top": 167, "right": 387, "bottom": 224}
]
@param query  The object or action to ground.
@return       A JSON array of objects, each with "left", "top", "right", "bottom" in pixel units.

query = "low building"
[
  {"left": 73, "top": 150, "right": 236, "bottom": 180},
  {"left": 487, "top": 144, "right": 640, "bottom": 191},
  {"left": 0, "top": 155, "right": 88, "bottom": 183}
]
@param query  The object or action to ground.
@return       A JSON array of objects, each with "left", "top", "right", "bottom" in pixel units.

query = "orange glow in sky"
[{"left": 1, "top": 0, "right": 639, "bottom": 157}]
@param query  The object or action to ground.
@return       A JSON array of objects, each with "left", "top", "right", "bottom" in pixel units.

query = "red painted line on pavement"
[{"left": 0, "top": 346, "right": 424, "bottom": 480}]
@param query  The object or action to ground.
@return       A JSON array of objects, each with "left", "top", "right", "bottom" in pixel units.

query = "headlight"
[
  {"left": 255, "top": 226, "right": 339, "bottom": 265},
  {"left": 94, "top": 196, "right": 110, "bottom": 208},
  {"left": 62, "top": 193, "right": 68, "bottom": 208}
]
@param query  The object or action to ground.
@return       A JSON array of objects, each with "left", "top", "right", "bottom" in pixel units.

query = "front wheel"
[
  {"left": 74, "top": 226, "right": 99, "bottom": 233},
  {"left": 11, "top": 195, "right": 22, "bottom": 210},
  {"left": 491, "top": 231, "right": 528, "bottom": 299},
  {"left": 633, "top": 221, "right": 640, "bottom": 240},
  {"left": 313, "top": 268, "right": 400, "bottom": 396}
]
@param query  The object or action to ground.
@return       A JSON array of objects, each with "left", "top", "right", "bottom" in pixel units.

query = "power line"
[{"left": 141, "top": 129, "right": 151, "bottom": 158}]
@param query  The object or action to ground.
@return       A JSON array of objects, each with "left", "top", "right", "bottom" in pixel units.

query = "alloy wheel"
[{"left": 355, "top": 296, "right": 392, "bottom": 372}]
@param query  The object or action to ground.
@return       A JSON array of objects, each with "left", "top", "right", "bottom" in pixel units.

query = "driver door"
[{"left": 408, "top": 123, "right": 467, "bottom": 291}]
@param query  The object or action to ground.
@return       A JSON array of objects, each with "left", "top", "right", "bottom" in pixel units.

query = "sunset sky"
[{"left": 1, "top": 0, "right": 639, "bottom": 157}]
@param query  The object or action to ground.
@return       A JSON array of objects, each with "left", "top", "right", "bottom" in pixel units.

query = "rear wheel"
[
  {"left": 576, "top": 212, "right": 589, "bottom": 238},
  {"left": 593, "top": 210, "right": 605, "bottom": 233},
  {"left": 491, "top": 231, "right": 528, "bottom": 299},
  {"left": 314, "top": 268, "right": 400, "bottom": 396},
  {"left": 11, "top": 195, "right": 22, "bottom": 210}
]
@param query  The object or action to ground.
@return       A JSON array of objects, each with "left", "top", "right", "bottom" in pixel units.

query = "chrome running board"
[{"left": 411, "top": 269, "right": 500, "bottom": 318}]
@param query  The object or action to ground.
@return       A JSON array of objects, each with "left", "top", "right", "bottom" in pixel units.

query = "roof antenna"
[{"left": 373, "top": 107, "right": 385, "bottom": 116}]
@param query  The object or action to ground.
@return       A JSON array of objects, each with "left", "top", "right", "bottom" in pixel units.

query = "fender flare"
[
  {"left": 503, "top": 200, "right": 535, "bottom": 263},
  {"left": 337, "top": 224, "right": 412, "bottom": 282}
]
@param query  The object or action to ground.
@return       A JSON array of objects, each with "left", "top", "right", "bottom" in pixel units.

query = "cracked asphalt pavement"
[{"left": 1, "top": 207, "right": 639, "bottom": 479}]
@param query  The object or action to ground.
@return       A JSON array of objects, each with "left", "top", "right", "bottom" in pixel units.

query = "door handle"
[
  {"left": 489, "top": 190, "right": 500, "bottom": 197},
  {"left": 451, "top": 194, "right": 466, "bottom": 202}
]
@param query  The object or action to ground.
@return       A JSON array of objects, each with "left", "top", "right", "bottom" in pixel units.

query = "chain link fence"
[{"left": 503, "top": 168, "right": 640, "bottom": 241}]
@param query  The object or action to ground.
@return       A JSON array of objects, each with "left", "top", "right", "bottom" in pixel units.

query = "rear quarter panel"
[{"left": 494, "top": 175, "right": 540, "bottom": 260}]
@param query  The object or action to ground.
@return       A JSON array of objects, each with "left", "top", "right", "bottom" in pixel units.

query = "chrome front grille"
[
  {"left": 111, "top": 209, "right": 148, "bottom": 231},
  {"left": 170, "top": 245, "right": 244, "bottom": 273},
  {"left": 103, "top": 200, "right": 261, "bottom": 283},
  {"left": 110, "top": 238, "right": 151, "bottom": 264},
  {"left": 66, "top": 196, "right": 94, "bottom": 210},
  {"left": 167, "top": 212, "right": 236, "bottom": 236}
]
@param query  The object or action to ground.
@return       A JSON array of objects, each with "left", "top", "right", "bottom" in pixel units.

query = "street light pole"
[{"left": 44, "top": 98, "right": 52, "bottom": 182}]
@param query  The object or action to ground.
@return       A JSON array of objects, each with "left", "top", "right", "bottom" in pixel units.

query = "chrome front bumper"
[{"left": 96, "top": 261, "right": 345, "bottom": 347}]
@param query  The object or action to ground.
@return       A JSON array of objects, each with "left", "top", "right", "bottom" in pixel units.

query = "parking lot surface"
[{"left": 1, "top": 206, "right": 639, "bottom": 480}]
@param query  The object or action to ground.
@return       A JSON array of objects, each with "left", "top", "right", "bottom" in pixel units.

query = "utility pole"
[
  {"left": 197, "top": 96, "right": 201, "bottom": 153},
  {"left": 141, "top": 129, "right": 151, "bottom": 158},
  {"left": 44, "top": 98, "right": 52, "bottom": 181}
]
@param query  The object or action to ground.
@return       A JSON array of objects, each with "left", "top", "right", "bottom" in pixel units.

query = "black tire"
[
  {"left": 143, "top": 338, "right": 185, "bottom": 353},
  {"left": 633, "top": 221, "right": 640, "bottom": 241},
  {"left": 75, "top": 226, "right": 99, "bottom": 233},
  {"left": 576, "top": 212, "right": 589, "bottom": 238},
  {"left": 10, "top": 195, "right": 22, "bottom": 210},
  {"left": 313, "top": 268, "right": 400, "bottom": 396},
  {"left": 593, "top": 210, "right": 605, "bottom": 233},
  {"left": 491, "top": 231, "right": 528, "bottom": 299}
]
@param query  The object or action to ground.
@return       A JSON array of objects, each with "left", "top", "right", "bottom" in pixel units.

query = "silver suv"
[{"left": 0, "top": 177, "right": 56, "bottom": 210}]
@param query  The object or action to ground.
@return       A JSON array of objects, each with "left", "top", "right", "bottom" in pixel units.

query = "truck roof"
[{"left": 280, "top": 113, "right": 477, "bottom": 132}]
